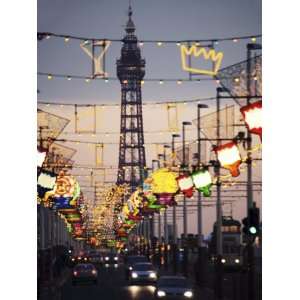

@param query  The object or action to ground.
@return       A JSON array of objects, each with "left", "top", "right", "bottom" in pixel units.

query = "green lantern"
[{"left": 192, "top": 169, "right": 213, "bottom": 197}]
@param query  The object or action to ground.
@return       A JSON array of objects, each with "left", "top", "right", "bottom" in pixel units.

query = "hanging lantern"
[
  {"left": 177, "top": 174, "right": 194, "bottom": 198},
  {"left": 192, "top": 169, "right": 213, "bottom": 197},
  {"left": 156, "top": 193, "right": 177, "bottom": 206},
  {"left": 240, "top": 100, "right": 262, "bottom": 140},
  {"left": 214, "top": 142, "right": 242, "bottom": 177}
]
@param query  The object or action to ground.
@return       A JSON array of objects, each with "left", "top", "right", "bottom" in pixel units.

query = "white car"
[
  {"left": 129, "top": 262, "right": 157, "bottom": 284},
  {"left": 155, "top": 276, "right": 194, "bottom": 299}
]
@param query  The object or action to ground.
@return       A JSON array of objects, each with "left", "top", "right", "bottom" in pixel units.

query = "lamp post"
[
  {"left": 171, "top": 134, "right": 180, "bottom": 274},
  {"left": 196, "top": 104, "right": 208, "bottom": 285},
  {"left": 182, "top": 122, "right": 192, "bottom": 239},
  {"left": 196, "top": 104, "right": 208, "bottom": 248},
  {"left": 163, "top": 145, "right": 171, "bottom": 245},
  {"left": 154, "top": 157, "right": 162, "bottom": 246},
  {"left": 182, "top": 121, "right": 192, "bottom": 276}
]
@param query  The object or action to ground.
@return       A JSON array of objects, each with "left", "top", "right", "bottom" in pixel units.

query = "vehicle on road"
[
  {"left": 129, "top": 262, "right": 157, "bottom": 284},
  {"left": 154, "top": 276, "right": 194, "bottom": 299},
  {"left": 72, "top": 263, "right": 98, "bottom": 285},
  {"left": 103, "top": 252, "right": 119, "bottom": 265},
  {"left": 124, "top": 255, "right": 149, "bottom": 280}
]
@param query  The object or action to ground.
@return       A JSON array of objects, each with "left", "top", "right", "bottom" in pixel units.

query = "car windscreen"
[
  {"left": 158, "top": 278, "right": 188, "bottom": 287},
  {"left": 133, "top": 264, "right": 154, "bottom": 271}
]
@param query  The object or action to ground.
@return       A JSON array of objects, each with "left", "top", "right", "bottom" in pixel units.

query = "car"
[
  {"left": 88, "top": 250, "right": 102, "bottom": 264},
  {"left": 72, "top": 263, "right": 98, "bottom": 285},
  {"left": 103, "top": 253, "right": 119, "bottom": 265},
  {"left": 129, "top": 262, "right": 157, "bottom": 285},
  {"left": 155, "top": 276, "right": 194, "bottom": 299},
  {"left": 124, "top": 255, "right": 149, "bottom": 280}
]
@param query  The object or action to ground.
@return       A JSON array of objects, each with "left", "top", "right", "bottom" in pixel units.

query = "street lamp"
[
  {"left": 182, "top": 121, "right": 192, "bottom": 238},
  {"left": 196, "top": 104, "right": 208, "bottom": 248}
]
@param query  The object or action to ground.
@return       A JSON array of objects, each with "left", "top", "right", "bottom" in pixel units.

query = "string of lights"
[
  {"left": 37, "top": 32, "right": 261, "bottom": 44},
  {"left": 38, "top": 71, "right": 260, "bottom": 84}
]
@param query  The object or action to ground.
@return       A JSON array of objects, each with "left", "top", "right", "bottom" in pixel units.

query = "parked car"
[
  {"left": 154, "top": 276, "right": 194, "bottom": 299},
  {"left": 72, "top": 263, "right": 98, "bottom": 285},
  {"left": 124, "top": 255, "right": 149, "bottom": 280},
  {"left": 129, "top": 262, "right": 157, "bottom": 284}
]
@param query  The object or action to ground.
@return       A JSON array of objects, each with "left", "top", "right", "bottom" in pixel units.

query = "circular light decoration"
[
  {"left": 177, "top": 174, "right": 194, "bottom": 198},
  {"left": 214, "top": 142, "right": 242, "bottom": 177},
  {"left": 54, "top": 171, "right": 76, "bottom": 197},
  {"left": 191, "top": 169, "right": 213, "bottom": 197},
  {"left": 240, "top": 100, "right": 262, "bottom": 141}
]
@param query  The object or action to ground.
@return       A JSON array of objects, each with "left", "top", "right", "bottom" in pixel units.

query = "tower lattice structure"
[{"left": 116, "top": 6, "right": 146, "bottom": 191}]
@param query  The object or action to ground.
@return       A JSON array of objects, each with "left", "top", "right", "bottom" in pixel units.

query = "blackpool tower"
[{"left": 116, "top": 5, "right": 146, "bottom": 191}]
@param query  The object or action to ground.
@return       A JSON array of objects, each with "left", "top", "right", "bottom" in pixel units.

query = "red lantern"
[
  {"left": 240, "top": 100, "right": 262, "bottom": 140},
  {"left": 214, "top": 142, "right": 242, "bottom": 177},
  {"left": 177, "top": 174, "right": 194, "bottom": 197}
]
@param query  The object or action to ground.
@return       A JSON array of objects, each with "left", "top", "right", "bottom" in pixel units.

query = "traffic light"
[
  {"left": 242, "top": 217, "right": 249, "bottom": 236},
  {"left": 248, "top": 203, "right": 260, "bottom": 237}
]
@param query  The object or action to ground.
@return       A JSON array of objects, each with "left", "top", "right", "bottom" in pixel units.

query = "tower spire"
[{"left": 126, "top": 0, "right": 135, "bottom": 33}]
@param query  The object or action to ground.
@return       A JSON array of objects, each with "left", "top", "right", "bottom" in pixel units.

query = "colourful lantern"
[
  {"left": 214, "top": 142, "right": 242, "bottom": 177},
  {"left": 156, "top": 193, "right": 177, "bottom": 206},
  {"left": 240, "top": 100, "right": 262, "bottom": 140},
  {"left": 192, "top": 169, "right": 213, "bottom": 197},
  {"left": 151, "top": 168, "right": 179, "bottom": 194},
  {"left": 177, "top": 174, "right": 194, "bottom": 198}
]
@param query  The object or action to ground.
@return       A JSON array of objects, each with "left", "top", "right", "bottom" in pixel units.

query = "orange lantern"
[{"left": 214, "top": 142, "right": 242, "bottom": 177}]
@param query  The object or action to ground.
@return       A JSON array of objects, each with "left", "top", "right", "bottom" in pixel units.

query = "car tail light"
[{"left": 73, "top": 271, "right": 78, "bottom": 276}]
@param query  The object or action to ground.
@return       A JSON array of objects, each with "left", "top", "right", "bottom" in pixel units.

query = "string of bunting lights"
[{"left": 37, "top": 32, "right": 261, "bottom": 44}]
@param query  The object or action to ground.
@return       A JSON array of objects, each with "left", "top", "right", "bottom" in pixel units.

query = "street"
[{"left": 60, "top": 264, "right": 213, "bottom": 300}]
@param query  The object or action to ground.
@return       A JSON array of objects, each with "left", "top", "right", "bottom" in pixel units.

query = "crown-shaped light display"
[{"left": 180, "top": 45, "right": 224, "bottom": 76}]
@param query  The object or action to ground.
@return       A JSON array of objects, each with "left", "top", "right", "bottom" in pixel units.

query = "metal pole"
[
  {"left": 182, "top": 124, "right": 187, "bottom": 238},
  {"left": 216, "top": 89, "right": 223, "bottom": 256}
]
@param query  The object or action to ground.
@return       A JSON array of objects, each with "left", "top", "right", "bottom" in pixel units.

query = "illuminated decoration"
[
  {"left": 192, "top": 169, "right": 213, "bottom": 197},
  {"left": 151, "top": 168, "right": 179, "bottom": 195},
  {"left": 37, "top": 171, "right": 56, "bottom": 199},
  {"left": 180, "top": 45, "right": 223, "bottom": 76},
  {"left": 37, "top": 150, "right": 47, "bottom": 168},
  {"left": 54, "top": 171, "right": 76, "bottom": 198},
  {"left": 151, "top": 168, "right": 178, "bottom": 206},
  {"left": 64, "top": 211, "right": 82, "bottom": 223},
  {"left": 80, "top": 39, "right": 111, "bottom": 78},
  {"left": 214, "top": 142, "right": 242, "bottom": 177},
  {"left": 157, "top": 193, "right": 177, "bottom": 206},
  {"left": 240, "top": 100, "right": 262, "bottom": 140},
  {"left": 177, "top": 174, "right": 194, "bottom": 198},
  {"left": 53, "top": 196, "right": 73, "bottom": 210}
]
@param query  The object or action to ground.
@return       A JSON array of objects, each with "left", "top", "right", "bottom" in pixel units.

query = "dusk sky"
[
  {"left": 37, "top": 0, "right": 261, "bottom": 103},
  {"left": 37, "top": 0, "right": 262, "bottom": 236}
]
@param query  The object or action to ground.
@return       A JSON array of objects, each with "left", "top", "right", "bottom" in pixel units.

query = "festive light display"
[
  {"left": 192, "top": 169, "right": 213, "bottom": 197},
  {"left": 214, "top": 142, "right": 242, "bottom": 177},
  {"left": 37, "top": 150, "right": 47, "bottom": 168},
  {"left": 180, "top": 45, "right": 224, "bottom": 76},
  {"left": 177, "top": 173, "right": 194, "bottom": 198},
  {"left": 240, "top": 100, "right": 262, "bottom": 140}
]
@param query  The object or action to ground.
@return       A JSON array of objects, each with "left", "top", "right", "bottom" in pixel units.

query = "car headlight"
[
  {"left": 131, "top": 272, "right": 138, "bottom": 278},
  {"left": 129, "top": 266, "right": 133, "bottom": 270},
  {"left": 149, "top": 272, "right": 157, "bottom": 278},
  {"left": 157, "top": 290, "right": 166, "bottom": 297},
  {"left": 235, "top": 258, "right": 240, "bottom": 264},
  {"left": 84, "top": 257, "right": 88, "bottom": 261},
  {"left": 105, "top": 257, "right": 109, "bottom": 261},
  {"left": 114, "top": 257, "right": 118, "bottom": 261},
  {"left": 221, "top": 258, "right": 226, "bottom": 264},
  {"left": 184, "top": 291, "right": 193, "bottom": 298}
]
